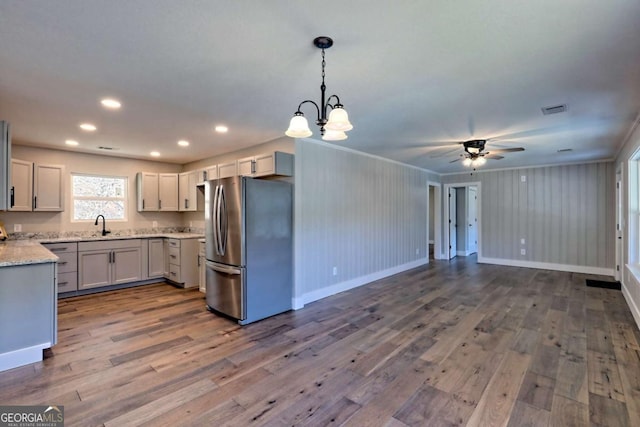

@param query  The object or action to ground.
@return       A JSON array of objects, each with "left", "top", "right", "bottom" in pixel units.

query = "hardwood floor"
[{"left": 1, "top": 256, "right": 639, "bottom": 426}]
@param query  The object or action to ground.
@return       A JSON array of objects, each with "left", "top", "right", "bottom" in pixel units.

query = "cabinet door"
[
  {"left": 178, "top": 171, "right": 198, "bottom": 211},
  {"left": 159, "top": 173, "right": 179, "bottom": 211},
  {"left": 205, "top": 165, "right": 218, "bottom": 181},
  {"left": 148, "top": 239, "right": 165, "bottom": 278},
  {"left": 137, "top": 172, "right": 159, "bottom": 211},
  {"left": 78, "top": 250, "right": 111, "bottom": 289},
  {"left": 112, "top": 247, "right": 142, "bottom": 284},
  {"left": 218, "top": 161, "right": 237, "bottom": 178},
  {"left": 10, "top": 159, "right": 33, "bottom": 211},
  {"left": 237, "top": 157, "right": 255, "bottom": 176},
  {"left": 34, "top": 164, "right": 64, "bottom": 211},
  {"left": 254, "top": 152, "right": 293, "bottom": 177}
]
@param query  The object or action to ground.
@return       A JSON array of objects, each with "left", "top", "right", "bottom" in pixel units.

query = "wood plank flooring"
[{"left": 1, "top": 256, "right": 639, "bottom": 426}]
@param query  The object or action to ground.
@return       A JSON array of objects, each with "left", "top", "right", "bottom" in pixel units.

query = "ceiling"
[{"left": 1, "top": 1, "right": 639, "bottom": 174}]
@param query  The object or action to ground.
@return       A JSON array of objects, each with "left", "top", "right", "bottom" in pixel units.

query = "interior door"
[
  {"left": 449, "top": 187, "right": 457, "bottom": 259},
  {"left": 468, "top": 186, "right": 478, "bottom": 255}
]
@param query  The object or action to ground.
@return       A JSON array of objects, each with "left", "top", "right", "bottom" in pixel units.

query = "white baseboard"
[
  {"left": 0, "top": 342, "right": 49, "bottom": 372},
  {"left": 478, "top": 256, "right": 614, "bottom": 277},
  {"left": 622, "top": 266, "right": 640, "bottom": 331},
  {"left": 293, "top": 258, "right": 429, "bottom": 309}
]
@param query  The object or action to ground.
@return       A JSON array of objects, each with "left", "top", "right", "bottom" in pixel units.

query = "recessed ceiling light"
[
  {"left": 101, "top": 98, "right": 121, "bottom": 109},
  {"left": 215, "top": 125, "right": 228, "bottom": 133},
  {"left": 177, "top": 140, "right": 190, "bottom": 147},
  {"left": 79, "top": 123, "right": 97, "bottom": 131},
  {"left": 65, "top": 139, "right": 79, "bottom": 146},
  {"left": 150, "top": 151, "right": 160, "bottom": 157}
]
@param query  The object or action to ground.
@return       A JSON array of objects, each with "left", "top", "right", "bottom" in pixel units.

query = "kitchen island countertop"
[{"left": 0, "top": 240, "right": 59, "bottom": 267}]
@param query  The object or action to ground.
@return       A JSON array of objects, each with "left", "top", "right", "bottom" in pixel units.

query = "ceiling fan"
[{"left": 429, "top": 139, "right": 525, "bottom": 167}]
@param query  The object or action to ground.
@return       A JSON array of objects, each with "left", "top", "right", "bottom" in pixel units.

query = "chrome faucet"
[{"left": 94, "top": 214, "right": 110, "bottom": 236}]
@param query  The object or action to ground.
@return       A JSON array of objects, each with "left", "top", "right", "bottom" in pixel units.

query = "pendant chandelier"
[{"left": 285, "top": 36, "right": 353, "bottom": 141}]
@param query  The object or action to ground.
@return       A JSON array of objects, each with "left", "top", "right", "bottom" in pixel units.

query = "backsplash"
[{"left": 7, "top": 226, "right": 205, "bottom": 241}]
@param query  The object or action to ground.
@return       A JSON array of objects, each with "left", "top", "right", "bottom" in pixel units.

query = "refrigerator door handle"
[
  {"left": 213, "top": 184, "right": 222, "bottom": 255},
  {"left": 206, "top": 260, "right": 241, "bottom": 276},
  {"left": 219, "top": 184, "right": 227, "bottom": 255}
]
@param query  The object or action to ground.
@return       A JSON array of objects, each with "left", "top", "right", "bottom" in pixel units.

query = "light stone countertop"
[
  {"left": 0, "top": 240, "right": 59, "bottom": 267},
  {"left": 0, "top": 233, "right": 204, "bottom": 267},
  {"left": 37, "top": 232, "right": 204, "bottom": 244}
]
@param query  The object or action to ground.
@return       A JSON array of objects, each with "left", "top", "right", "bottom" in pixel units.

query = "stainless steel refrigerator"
[{"left": 204, "top": 176, "right": 292, "bottom": 325}]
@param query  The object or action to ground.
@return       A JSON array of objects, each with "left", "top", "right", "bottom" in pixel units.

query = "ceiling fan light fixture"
[
  {"left": 285, "top": 113, "right": 313, "bottom": 138},
  {"left": 462, "top": 157, "right": 472, "bottom": 167},
  {"left": 471, "top": 157, "right": 486, "bottom": 167}
]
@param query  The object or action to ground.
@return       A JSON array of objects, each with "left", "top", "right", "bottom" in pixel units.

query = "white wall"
[
  {"left": 0, "top": 144, "right": 183, "bottom": 234},
  {"left": 442, "top": 162, "right": 615, "bottom": 275},
  {"left": 293, "top": 138, "right": 439, "bottom": 307}
]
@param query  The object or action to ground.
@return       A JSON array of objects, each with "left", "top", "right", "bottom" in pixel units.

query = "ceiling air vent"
[
  {"left": 541, "top": 104, "right": 567, "bottom": 115},
  {"left": 97, "top": 146, "right": 119, "bottom": 150}
]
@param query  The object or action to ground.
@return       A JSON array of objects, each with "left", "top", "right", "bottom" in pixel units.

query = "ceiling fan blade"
[
  {"left": 430, "top": 147, "right": 461, "bottom": 158},
  {"left": 487, "top": 147, "right": 525, "bottom": 154},
  {"left": 449, "top": 158, "right": 462, "bottom": 163},
  {"left": 484, "top": 154, "right": 504, "bottom": 160}
]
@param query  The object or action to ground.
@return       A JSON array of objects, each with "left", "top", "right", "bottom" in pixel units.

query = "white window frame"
[{"left": 71, "top": 173, "right": 128, "bottom": 222}]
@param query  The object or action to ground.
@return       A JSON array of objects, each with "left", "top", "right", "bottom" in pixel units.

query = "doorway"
[
  {"left": 616, "top": 168, "right": 623, "bottom": 282},
  {"left": 443, "top": 181, "right": 482, "bottom": 261},
  {"left": 427, "top": 182, "right": 443, "bottom": 260}
]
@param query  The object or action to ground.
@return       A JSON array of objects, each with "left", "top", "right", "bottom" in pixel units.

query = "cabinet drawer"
[
  {"left": 167, "top": 239, "right": 180, "bottom": 249},
  {"left": 168, "top": 246, "right": 180, "bottom": 263},
  {"left": 168, "top": 264, "right": 181, "bottom": 282},
  {"left": 44, "top": 242, "right": 78, "bottom": 253},
  {"left": 58, "top": 271, "right": 78, "bottom": 293},
  {"left": 56, "top": 251, "right": 77, "bottom": 273}
]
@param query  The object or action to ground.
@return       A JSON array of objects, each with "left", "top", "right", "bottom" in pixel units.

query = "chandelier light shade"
[
  {"left": 285, "top": 114, "right": 312, "bottom": 138},
  {"left": 285, "top": 36, "right": 353, "bottom": 141}
]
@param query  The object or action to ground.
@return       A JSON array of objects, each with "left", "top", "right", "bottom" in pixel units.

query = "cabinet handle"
[
  {"left": 142, "top": 199, "right": 145, "bottom": 209},
  {"left": 170, "top": 272, "right": 176, "bottom": 276},
  {"left": 10, "top": 186, "right": 14, "bottom": 208},
  {"left": 57, "top": 261, "right": 68, "bottom": 265},
  {"left": 33, "top": 195, "right": 37, "bottom": 209},
  {"left": 50, "top": 247, "right": 68, "bottom": 252},
  {"left": 251, "top": 160, "right": 256, "bottom": 174},
  {"left": 170, "top": 254, "right": 177, "bottom": 259},
  {"left": 159, "top": 200, "right": 162, "bottom": 209},
  {"left": 58, "top": 281, "right": 68, "bottom": 286},
  {"left": 185, "top": 198, "right": 188, "bottom": 209}
]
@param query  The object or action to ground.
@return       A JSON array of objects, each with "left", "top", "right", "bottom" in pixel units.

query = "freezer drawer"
[{"left": 205, "top": 261, "right": 244, "bottom": 320}]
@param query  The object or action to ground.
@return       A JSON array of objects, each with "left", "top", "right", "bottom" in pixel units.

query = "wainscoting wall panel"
[
  {"left": 443, "top": 162, "right": 615, "bottom": 270},
  {"left": 294, "top": 139, "right": 438, "bottom": 306}
]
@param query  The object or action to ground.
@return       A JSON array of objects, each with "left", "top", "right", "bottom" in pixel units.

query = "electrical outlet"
[
  {"left": 520, "top": 238, "right": 525, "bottom": 245},
  {"left": 520, "top": 248, "right": 526, "bottom": 255},
  {"left": 152, "top": 221, "right": 157, "bottom": 228},
  {"left": 332, "top": 266, "right": 338, "bottom": 276},
  {"left": 521, "top": 175, "right": 527, "bottom": 183},
  {"left": 14, "top": 224, "right": 22, "bottom": 232}
]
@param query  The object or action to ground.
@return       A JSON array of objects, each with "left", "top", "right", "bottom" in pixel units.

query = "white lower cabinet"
[
  {"left": 42, "top": 242, "right": 78, "bottom": 294},
  {"left": 148, "top": 238, "right": 165, "bottom": 278},
  {"left": 78, "top": 240, "right": 142, "bottom": 290},
  {"left": 198, "top": 240, "right": 205, "bottom": 293},
  {"left": 164, "top": 238, "right": 199, "bottom": 288}
]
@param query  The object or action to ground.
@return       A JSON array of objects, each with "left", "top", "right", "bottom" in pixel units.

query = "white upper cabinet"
[
  {"left": 235, "top": 152, "right": 294, "bottom": 178},
  {"left": 158, "top": 173, "right": 179, "bottom": 211},
  {"left": 178, "top": 170, "right": 199, "bottom": 212},
  {"left": 10, "top": 159, "right": 33, "bottom": 211},
  {"left": 136, "top": 172, "right": 179, "bottom": 212},
  {"left": 218, "top": 161, "right": 238, "bottom": 179},
  {"left": 136, "top": 172, "right": 159, "bottom": 211},
  {"left": 33, "top": 164, "right": 64, "bottom": 211},
  {"left": 237, "top": 157, "right": 255, "bottom": 176}
]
